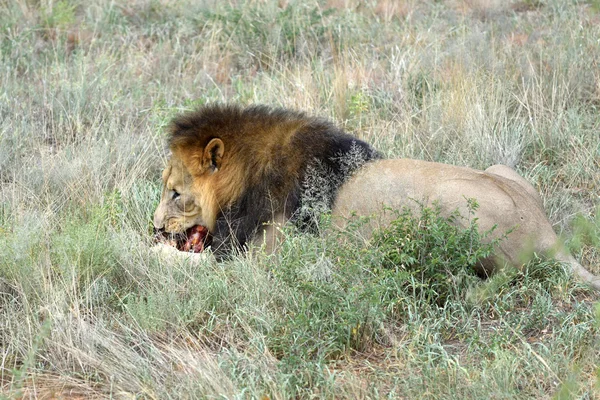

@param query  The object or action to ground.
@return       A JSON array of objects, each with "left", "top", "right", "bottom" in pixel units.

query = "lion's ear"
[{"left": 203, "top": 138, "right": 224, "bottom": 172}]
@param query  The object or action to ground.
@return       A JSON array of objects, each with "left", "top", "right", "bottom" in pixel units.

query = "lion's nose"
[{"left": 153, "top": 208, "right": 165, "bottom": 230}]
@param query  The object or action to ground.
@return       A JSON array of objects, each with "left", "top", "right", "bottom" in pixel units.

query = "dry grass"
[{"left": 1, "top": 0, "right": 600, "bottom": 398}]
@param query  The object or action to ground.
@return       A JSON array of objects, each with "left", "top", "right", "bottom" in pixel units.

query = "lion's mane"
[{"left": 168, "top": 104, "right": 380, "bottom": 256}]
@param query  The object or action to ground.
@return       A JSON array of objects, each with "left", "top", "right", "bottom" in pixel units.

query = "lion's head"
[
  {"left": 153, "top": 104, "right": 379, "bottom": 256},
  {"left": 153, "top": 147, "right": 222, "bottom": 252}
]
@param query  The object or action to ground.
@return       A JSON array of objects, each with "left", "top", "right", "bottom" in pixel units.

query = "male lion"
[{"left": 154, "top": 104, "right": 600, "bottom": 291}]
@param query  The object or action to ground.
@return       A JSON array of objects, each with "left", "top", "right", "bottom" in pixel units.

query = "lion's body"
[
  {"left": 154, "top": 104, "right": 600, "bottom": 290},
  {"left": 333, "top": 159, "right": 542, "bottom": 256},
  {"left": 332, "top": 159, "right": 599, "bottom": 288}
]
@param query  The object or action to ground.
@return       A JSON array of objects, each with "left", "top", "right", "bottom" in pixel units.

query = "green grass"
[{"left": 1, "top": 0, "right": 600, "bottom": 398}]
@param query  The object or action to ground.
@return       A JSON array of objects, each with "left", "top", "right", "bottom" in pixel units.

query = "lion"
[{"left": 153, "top": 104, "right": 600, "bottom": 291}]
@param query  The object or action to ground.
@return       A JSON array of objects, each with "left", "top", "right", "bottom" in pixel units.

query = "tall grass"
[{"left": 1, "top": 0, "right": 599, "bottom": 398}]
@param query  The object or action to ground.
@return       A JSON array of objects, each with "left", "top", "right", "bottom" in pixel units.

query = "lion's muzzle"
[{"left": 154, "top": 225, "right": 210, "bottom": 253}]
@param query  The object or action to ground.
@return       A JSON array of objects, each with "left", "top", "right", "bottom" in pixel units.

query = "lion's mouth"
[{"left": 155, "top": 225, "right": 210, "bottom": 253}]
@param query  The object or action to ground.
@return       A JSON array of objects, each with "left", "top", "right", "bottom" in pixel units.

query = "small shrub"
[{"left": 370, "top": 200, "right": 503, "bottom": 306}]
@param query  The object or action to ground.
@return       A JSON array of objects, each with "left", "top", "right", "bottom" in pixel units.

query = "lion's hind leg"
[
  {"left": 485, "top": 164, "right": 543, "bottom": 209},
  {"left": 483, "top": 165, "right": 600, "bottom": 290}
]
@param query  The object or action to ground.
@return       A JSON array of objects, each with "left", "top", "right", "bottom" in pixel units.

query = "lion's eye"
[{"left": 172, "top": 190, "right": 181, "bottom": 200}]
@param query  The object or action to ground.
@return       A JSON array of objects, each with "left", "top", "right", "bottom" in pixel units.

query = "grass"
[{"left": 1, "top": 0, "right": 600, "bottom": 398}]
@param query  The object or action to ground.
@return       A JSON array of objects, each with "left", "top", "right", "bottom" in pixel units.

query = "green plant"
[
  {"left": 42, "top": 0, "right": 77, "bottom": 30},
  {"left": 371, "top": 200, "right": 501, "bottom": 305},
  {"left": 570, "top": 206, "right": 600, "bottom": 251}
]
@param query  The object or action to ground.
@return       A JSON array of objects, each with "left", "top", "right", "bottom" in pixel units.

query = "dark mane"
[{"left": 168, "top": 104, "right": 381, "bottom": 257}]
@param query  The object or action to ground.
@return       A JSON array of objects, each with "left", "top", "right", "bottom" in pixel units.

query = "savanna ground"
[{"left": 1, "top": 0, "right": 600, "bottom": 398}]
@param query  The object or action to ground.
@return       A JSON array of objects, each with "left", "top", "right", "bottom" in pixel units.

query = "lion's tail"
[{"left": 556, "top": 251, "right": 600, "bottom": 291}]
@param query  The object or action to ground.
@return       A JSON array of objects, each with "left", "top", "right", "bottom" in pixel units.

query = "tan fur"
[
  {"left": 173, "top": 145, "right": 245, "bottom": 215},
  {"left": 332, "top": 159, "right": 600, "bottom": 290},
  {"left": 484, "top": 164, "right": 543, "bottom": 210},
  {"left": 154, "top": 156, "right": 217, "bottom": 231}
]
